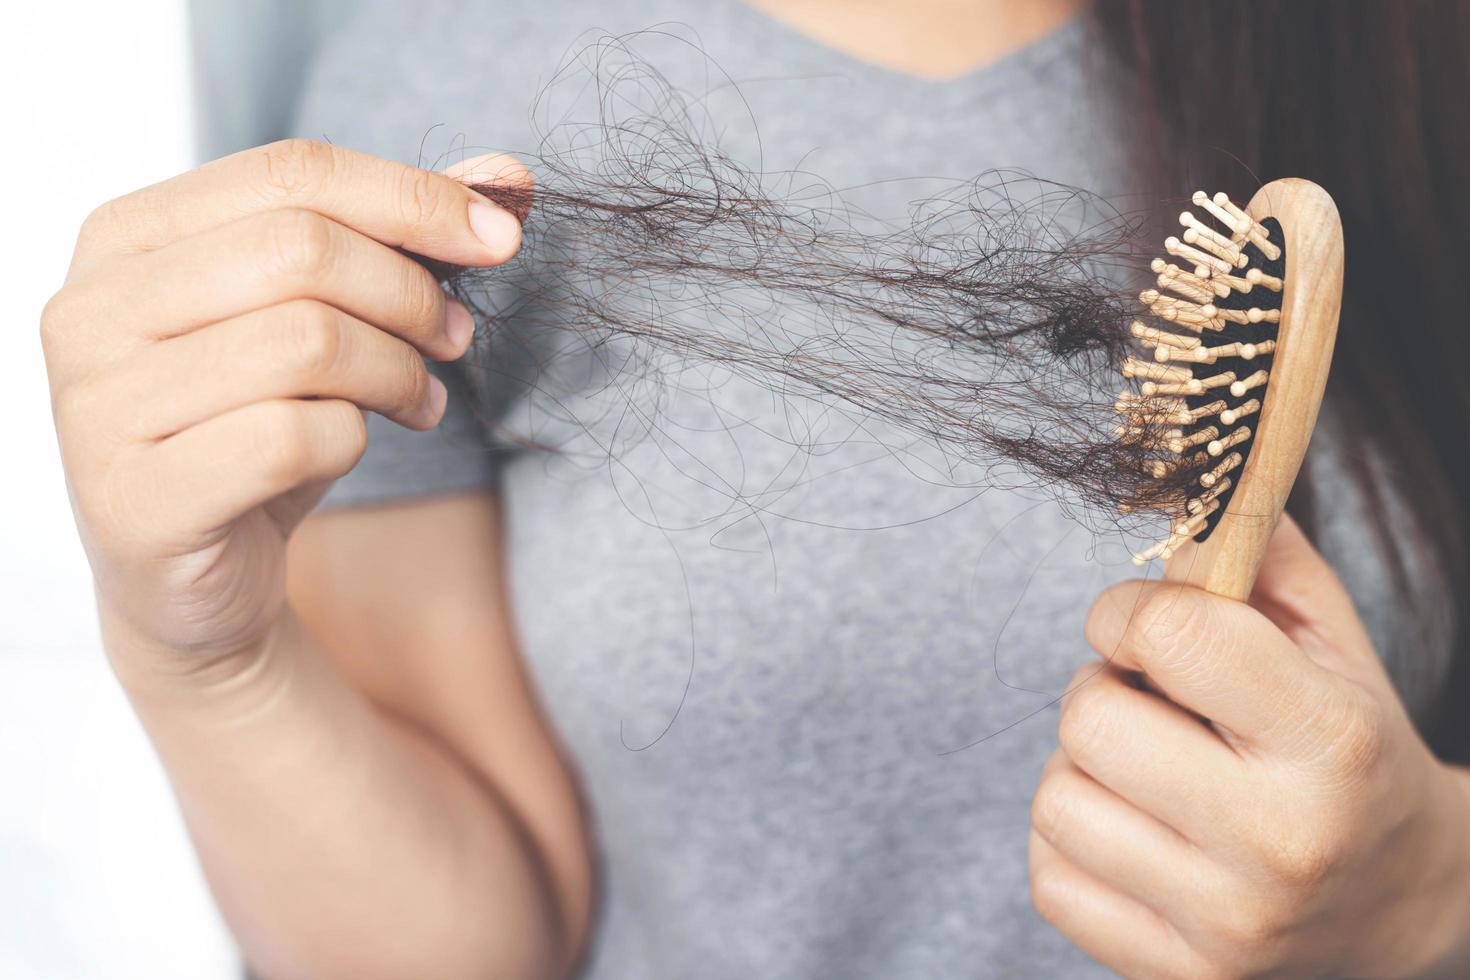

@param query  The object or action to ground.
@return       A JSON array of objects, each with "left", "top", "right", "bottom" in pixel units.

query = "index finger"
[
  {"left": 1084, "top": 578, "right": 1343, "bottom": 750},
  {"left": 73, "top": 139, "right": 528, "bottom": 271}
]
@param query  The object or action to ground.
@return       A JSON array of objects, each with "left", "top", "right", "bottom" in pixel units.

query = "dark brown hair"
[
  {"left": 435, "top": 7, "right": 1467, "bottom": 754},
  {"left": 438, "top": 39, "right": 1190, "bottom": 528},
  {"left": 1097, "top": 0, "right": 1469, "bottom": 757}
]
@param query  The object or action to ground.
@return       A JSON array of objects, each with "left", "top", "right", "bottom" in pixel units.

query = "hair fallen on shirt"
[{"left": 414, "top": 31, "right": 1194, "bottom": 537}]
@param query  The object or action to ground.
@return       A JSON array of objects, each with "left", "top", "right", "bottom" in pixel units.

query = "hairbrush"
[{"left": 1118, "top": 179, "right": 1344, "bottom": 600}]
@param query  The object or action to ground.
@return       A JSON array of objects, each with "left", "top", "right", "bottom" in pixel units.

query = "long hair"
[
  {"left": 1097, "top": 0, "right": 1469, "bottom": 757},
  {"left": 437, "top": 4, "right": 1468, "bottom": 755}
]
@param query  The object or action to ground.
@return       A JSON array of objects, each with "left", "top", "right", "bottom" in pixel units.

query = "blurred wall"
[
  {"left": 190, "top": 0, "right": 359, "bottom": 158},
  {"left": 0, "top": 2, "right": 364, "bottom": 977}
]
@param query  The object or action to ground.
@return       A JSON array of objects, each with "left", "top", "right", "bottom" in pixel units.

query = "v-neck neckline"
[{"left": 723, "top": 0, "right": 1089, "bottom": 90}]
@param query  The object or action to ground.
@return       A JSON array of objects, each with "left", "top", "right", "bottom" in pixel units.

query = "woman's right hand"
[{"left": 41, "top": 139, "right": 526, "bottom": 672}]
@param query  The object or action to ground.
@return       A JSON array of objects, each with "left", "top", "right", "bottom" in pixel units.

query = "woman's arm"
[
  {"left": 110, "top": 492, "right": 592, "bottom": 980},
  {"left": 1030, "top": 516, "right": 1470, "bottom": 978},
  {"left": 40, "top": 140, "right": 590, "bottom": 979},
  {"left": 290, "top": 492, "right": 593, "bottom": 976}
]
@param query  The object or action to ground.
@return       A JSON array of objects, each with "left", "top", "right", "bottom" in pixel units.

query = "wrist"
[
  {"left": 99, "top": 599, "right": 301, "bottom": 719},
  {"left": 1404, "top": 764, "right": 1470, "bottom": 979}
]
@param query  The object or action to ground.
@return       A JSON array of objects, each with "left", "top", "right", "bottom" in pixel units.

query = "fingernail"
[
  {"left": 418, "top": 375, "right": 448, "bottom": 428},
  {"left": 445, "top": 298, "right": 474, "bottom": 354},
  {"left": 446, "top": 151, "right": 510, "bottom": 182},
  {"left": 468, "top": 202, "right": 521, "bottom": 260}
]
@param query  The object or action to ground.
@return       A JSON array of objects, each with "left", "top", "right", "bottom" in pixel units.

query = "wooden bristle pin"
[
  {"left": 1180, "top": 221, "right": 1248, "bottom": 269},
  {"left": 1116, "top": 425, "right": 1183, "bottom": 448},
  {"left": 1246, "top": 268, "right": 1284, "bottom": 292},
  {"left": 1210, "top": 192, "right": 1251, "bottom": 228},
  {"left": 1167, "top": 426, "right": 1218, "bottom": 452},
  {"left": 1164, "top": 339, "right": 1276, "bottom": 365},
  {"left": 1123, "top": 357, "right": 1193, "bottom": 383},
  {"left": 1192, "top": 190, "right": 1249, "bottom": 235},
  {"left": 1230, "top": 370, "right": 1269, "bottom": 397},
  {"left": 1184, "top": 399, "right": 1228, "bottom": 423},
  {"left": 1131, "top": 320, "right": 1200, "bottom": 348},
  {"left": 1219, "top": 398, "right": 1261, "bottom": 425},
  {"left": 1141, "top": 371, "right": 1235, "bottom": 398},
  {"left": 1144, "top": 293, "right": 1225, "bottom": 327},
  {"left": 1114, "top": 391, "right": 1188, "bottom": 413},
  {"left": 1186, "top": 477, "right": 1232, "bottom": 514},
  {"left": 1179, "top": 211, "right": 1239, "bottom": 257},
  {"left": 1117, "top": 181, "right": 1343, "bottom": 600},
  {"left": 1175, "top": 497, "right": 1220, "bottom": 536},
  {"left": 1243, "top": 220, "right": 1282, "bottom": 261},
  {"left": 1199, "top": 451, "right": 1242, "bottom": 488},
  {"left": 1131, "top": 539, "right": 1170, "bottom": 565},
  {"left": 1151, "top": 259, "right": 1230, "bottom": 299},
  {"left": 1148, "top": 450, "right": 1208, "bottom": 479},
  {"left": 1209, "top": 269, "right": 1256, "bottom": 295},
  {"left": 1165, "top": 235, "right": 1233, "bottom": 276},
  {"left": 1152, "top": 309, "right": 1218, "bottom": 333},
  {"left": 1211, "top": 307, "right": 1253, "bottom": 325},
  {"left": 1207, "top": 426, "right": 1251, "bottom": 456},
  {"left": 1153, "top": 268, "right": 1214, "bottom": 304}
]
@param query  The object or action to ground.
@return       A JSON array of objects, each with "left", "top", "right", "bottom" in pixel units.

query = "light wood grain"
[{"left": 1164, "top": 179, "right": 1344, "bottom": 600}]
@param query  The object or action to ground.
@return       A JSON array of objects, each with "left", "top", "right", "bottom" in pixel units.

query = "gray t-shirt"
[{"left": 292, "top": 3, "right": 1448, "bottom": 976}]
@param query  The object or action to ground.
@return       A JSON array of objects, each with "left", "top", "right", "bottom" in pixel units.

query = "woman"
[{"left": 40, "top": 0, "right": 1470, "bottom": 976}]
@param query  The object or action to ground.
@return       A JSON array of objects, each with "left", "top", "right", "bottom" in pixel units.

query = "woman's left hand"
[{"left": 1029, "top": 516, "right": 1470, "bottom": 979}]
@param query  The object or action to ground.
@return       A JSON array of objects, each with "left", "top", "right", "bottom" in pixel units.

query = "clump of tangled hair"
[{"left": 417, "top": 31, "right": 1207, "bottom": 537}]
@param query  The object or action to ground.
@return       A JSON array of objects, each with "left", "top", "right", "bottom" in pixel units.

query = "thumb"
[
  {"left": 1250, "top": 513, "right": 1379, "bottom": 677},
  {"left": 444, "top": 152, "right": 535, "bottom": 224}
]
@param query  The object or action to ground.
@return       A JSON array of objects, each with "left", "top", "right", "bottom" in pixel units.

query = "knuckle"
[
  {"left": 1058, "top": 681, "right": 1123, "bottom": 762},
  {"left": 340, "top": 404, "right": 370, "bottom": 459},
  {"left": 76, "top": 464, "right": 141, "bottom": 553},
  {"left": 399, "top": 166, "right": 452, "bottom": 228},
  {"left": 257, "top": 138, "right": 336, "bottom": 199},
  {"left": 319, "top": 400, "right": 369, "bottom": 470},
  {"left": 1259, "top": 822, "right": 1342, "bottom": 890},
  {"left": 38, "top": 288, "right": 77, "bottom": 352},
  {"left": 250, "top": 401, "right": 313, "bottom": 481},
  {"left": 1065, "top": 662, "right": 1101, "bottom": 692},
  {"left": 52, "top": 381, "right": 101, "bottom": 435},
  {"left": 1130, "top": 587, "right": 1212, "bottom": 673},
  {"left": 276, "top": 300, "right": 346, "bottom": 379},
  {"left": 261, "top": 209, "right": 337, "bottom": 281},
  {"left": 1214, "top": 900, "right": 1285, "bottom": 952},
  {"left": 1030, "top": 774, "right": 1082, "bottom": 844},
  {"left": 393, "top": 345, "right": 431, "bottom": 411},
  {"left": 1028, "top": 865, "right": 1069, "bottom": 926},
  {"left": 1326, "top": 692, "right": 1386, "bottom": 780},
  {"left": 400, "top": 267, "right": 445, "bottom": 333},
  {"left": 76, "top": 199, "right": 124, "bottom": 251}
]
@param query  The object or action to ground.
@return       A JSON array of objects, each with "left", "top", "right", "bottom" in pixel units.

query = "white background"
[{"left": 1, "top": 2, "right": 239, "bottom": 976}]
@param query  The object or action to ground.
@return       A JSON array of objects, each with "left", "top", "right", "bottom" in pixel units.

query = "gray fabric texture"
[{"left": 291, "top": 2, "right": 1450, "bottom": 976}]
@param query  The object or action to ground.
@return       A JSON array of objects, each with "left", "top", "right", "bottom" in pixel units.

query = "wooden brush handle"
[{"left": 1164, "top": 179, "right": 1344, "bottom": 601}]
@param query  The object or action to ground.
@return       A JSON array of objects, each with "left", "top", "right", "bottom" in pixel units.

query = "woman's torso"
[{"left": 298, "top": 2, "right": 1445, "bottom": 975}]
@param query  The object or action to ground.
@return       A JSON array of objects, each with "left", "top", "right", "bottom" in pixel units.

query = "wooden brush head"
[{"left": 1120, "top": 179, "right": 1344, "bottom": 600}]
